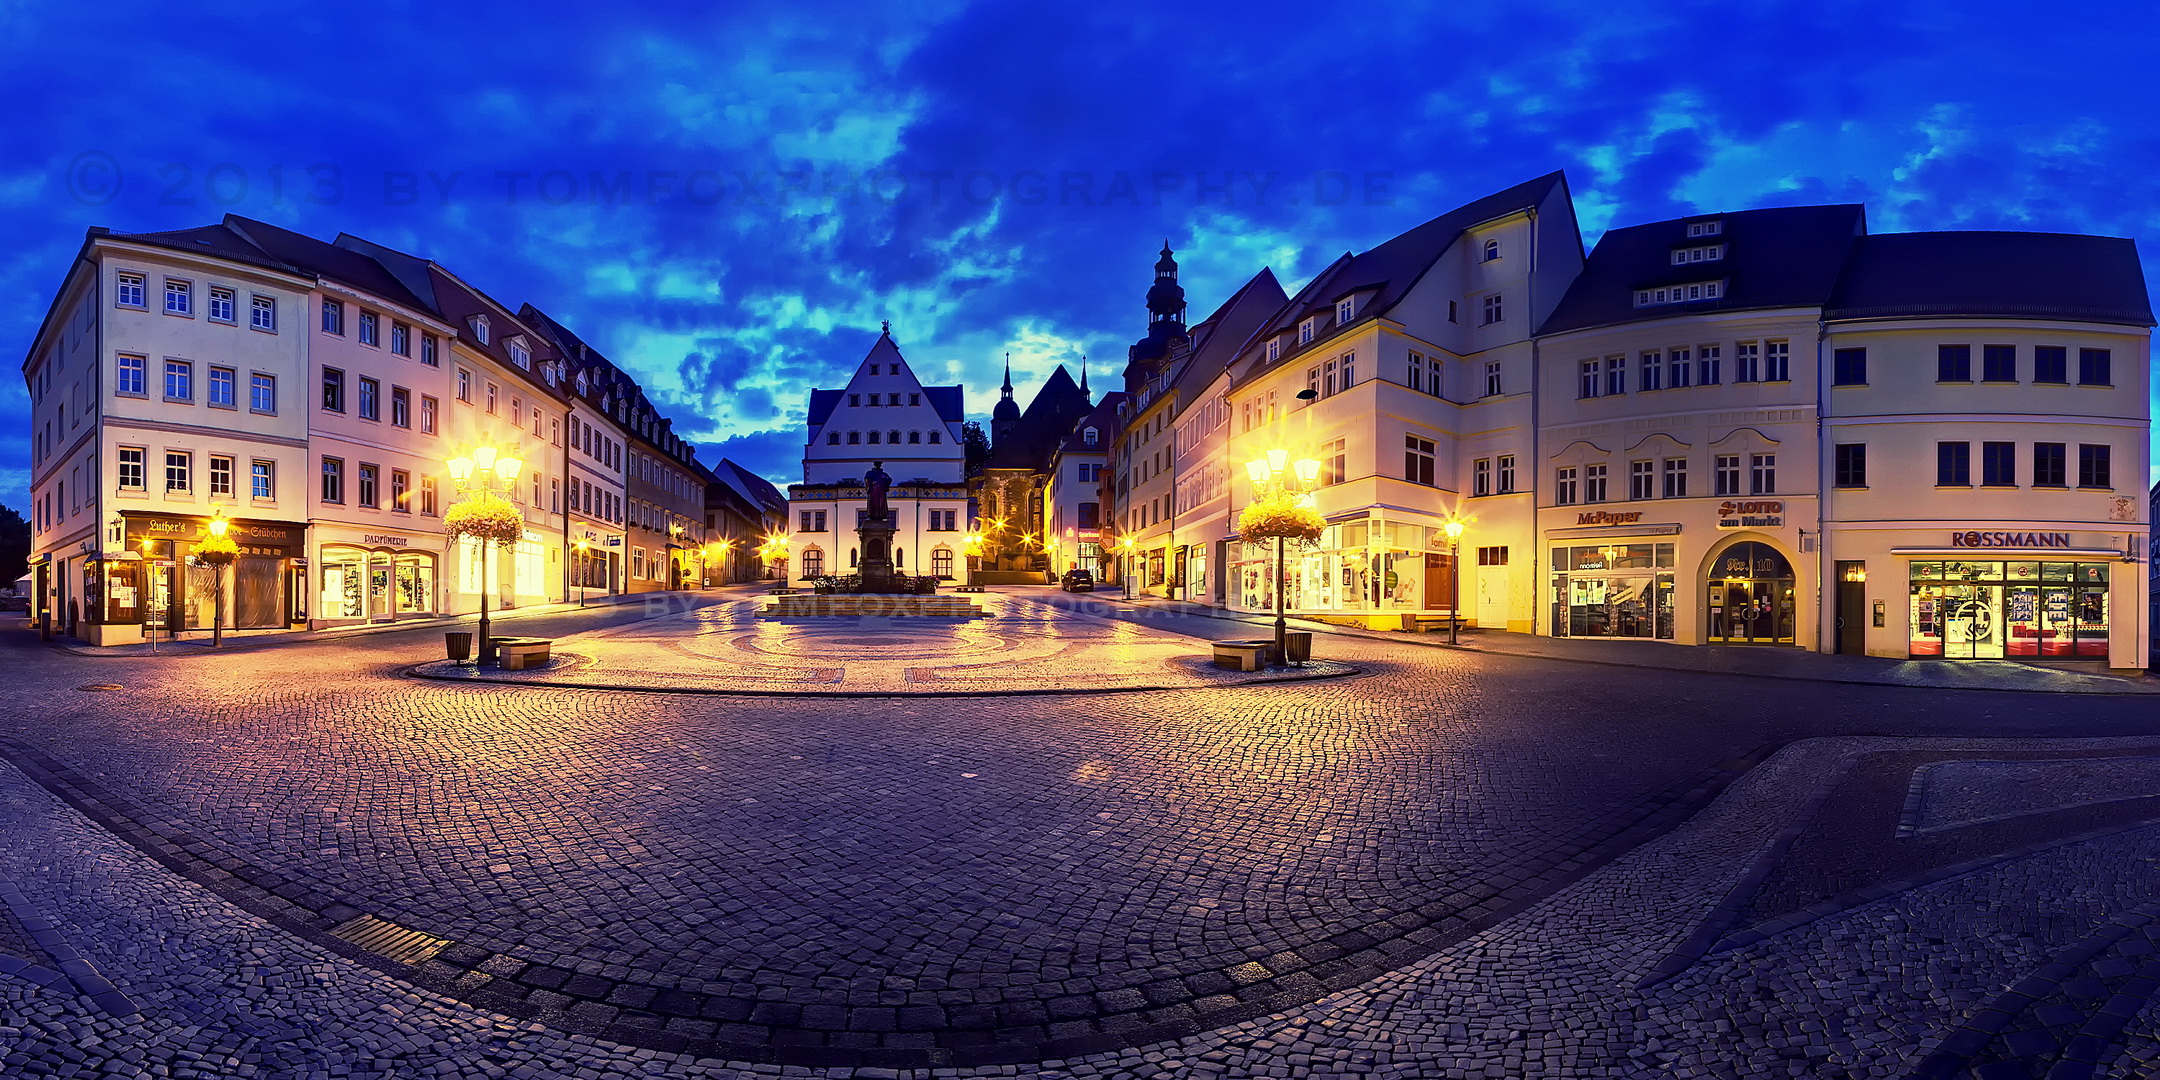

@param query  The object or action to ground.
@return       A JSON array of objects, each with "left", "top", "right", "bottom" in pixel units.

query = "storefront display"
[
  {"left": 1909, "top": 560, "right": 2110, "bottom": 659},
  {"left": 1230, "top": 517, "right": 1458, "bottom": 616},
  {"left": 1705, "top": 541, "right": 1796, "bottom": 645},
  {"left": 110, "top": 513, "right": 303, "bottom": 631},
  {"left": 320, "top": 544, "right": 440, "bottom": 623},
  {"left": 1550, "top": 542, "right": 1677, "bottom": 640}
]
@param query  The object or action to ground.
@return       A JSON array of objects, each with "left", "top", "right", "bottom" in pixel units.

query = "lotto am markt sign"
[{"left": 1716, "top": 501, "right": 1783, "bottom": 529}]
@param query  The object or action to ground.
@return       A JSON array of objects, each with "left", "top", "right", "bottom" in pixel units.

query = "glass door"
[{"left": 1941, "top": 584, "right": 2003, "bottom": 659}]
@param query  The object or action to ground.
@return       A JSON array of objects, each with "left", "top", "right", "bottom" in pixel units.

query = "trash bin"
[
  {"left": 445, "top": 631, "right": 473, "bottom": 662},
  {"left": 1282, "top": 631, "right": 1313, "bottom": 665}
]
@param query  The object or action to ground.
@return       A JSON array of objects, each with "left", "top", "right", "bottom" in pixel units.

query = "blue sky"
[{"left": 4, "top": 0, "right": 2157, "bottom": 502}]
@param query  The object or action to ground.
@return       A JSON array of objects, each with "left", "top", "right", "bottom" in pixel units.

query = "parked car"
[
  {"left": 0, "top": 594, "right": 27, "bottom": 613},
  {"left": 1060, "top": 569, "right": 1095, "bottom": 592}
]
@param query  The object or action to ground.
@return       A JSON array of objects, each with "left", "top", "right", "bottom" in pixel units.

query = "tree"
[
  {"left": 960, "top": 421, "right": 991, "bottom": 478},
  {"left": 0, "top": 504, "right": 26, "bottom": 587}
]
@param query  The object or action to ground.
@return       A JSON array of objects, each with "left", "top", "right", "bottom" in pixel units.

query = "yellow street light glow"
[
  {"left": 1293, "top": 458, "right": 1322, "bottom": 485},
  {"left": 1266, "top": 447, "right": 1289, "bottom": 474},
  {"left": 1245, "top": 459, "right": 1270, "bottom": 485},
  {"left": 495, "top": 455, "right": 523, "bottom": 481},
  {"left": 472, "top": 445, "right": 498, "bottom": 470},
  {"left": 447, "top": 457, "right": 474, "bottom": 482},
  {"left": 207, "top": 512, "right": 229, "bottom": 537},
  {"left": 1443, "top": 519, "right": 1465, "bottom": 540}
]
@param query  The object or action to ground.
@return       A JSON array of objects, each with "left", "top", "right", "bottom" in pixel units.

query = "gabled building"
[
  {"left": 1214, "top": 172, "right": 1583, "bottom": 627},
  {"left": 521, "top": 305, "right": 633, "bottom": 596},
  {"left": 701, "top": 457, "right": 787, "bottom": 582},
  {"left": 1044, "top": 390, "right": 1123, "bottom": 577},
  {"left": 787, "top": 330, "right": 971, "bottom": 582}
]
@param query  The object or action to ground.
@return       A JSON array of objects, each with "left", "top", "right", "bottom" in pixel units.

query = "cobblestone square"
[{"left": 1, "top": 587, "right": 2157, "bottom": 1078}]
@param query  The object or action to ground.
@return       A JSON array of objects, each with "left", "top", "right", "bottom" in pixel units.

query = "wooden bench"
[
  {"left": 1210, "top": 640, "right": 1273, "bottom": 671},
  {"left": 493, "top": 637, "right": 553, "bottom": 671},
  {"left": 1403, "top": 614, "right": 1466, "bottom": 634}
]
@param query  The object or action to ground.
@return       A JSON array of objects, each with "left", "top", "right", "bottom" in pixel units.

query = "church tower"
[
  {"left": 1123, "top": 242, "right": 1189, "bottom": 391},
  {"left": 992, "top": 353, "right": 1021, "bottom": 449}
]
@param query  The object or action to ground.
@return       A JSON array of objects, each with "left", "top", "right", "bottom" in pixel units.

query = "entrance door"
[
  {"left": 1477, "top": 566, "right": 1511, "bottom": 629},
  {"left": 1424, "top": 552, "right": 1455, "bottom": 611},
  {"left": 1834, "top": 561, "right": 1865, "bottom": 654},
  {"left": 1706, "top": 541, "right": 1796, "bottom": 645},
  {"left": 1941, "top": 584, "right": 2003, "bottom": 659}
]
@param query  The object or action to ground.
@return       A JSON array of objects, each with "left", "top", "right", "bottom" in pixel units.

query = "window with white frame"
[
  {"left": 164, "top": 359, "right": 192, "bottom": 401},
  {"left": 118, "top": 446, "right": 146, "bottom": 490},
  {"left": 1337, "top": 298, "right": 1353, "bottom": 324},
  {"left": 321, "top": 298, "right": 343, "bottom": 334},
  {"left": 469, "top": 315, "right": 489, "bottom": 343},
  {"left": 1714, "top": 454, "right": 1741, "bottom": 496},
  {"left": 1555, "top": 466, "right": 1578, "bottom": 505},
  {"left": 1763, "top": 339, "right": 1790, "bottom": 381},
  {"left": 251, "top": 460, "right": 274, "bottom": 500},
  {"left": 1662, "top": 458, "right": 1688, "bottom": 498},
  {"left": 1639, "top": 351, "right": 1663, "bottom": 391},
  {"left": 250, "top": 295, "right": 275, "bottom": 331},
  {"left": 1265, "top": 338, "right": 1281, "bottom": 362},
  {"left": 208, "top": 287, "right": 235, "bottom": 323},
  {"left": 1666, "top": 346, "right": 1693, "bottom": 388},
  {"left": 249, "top": 372, "right": 276, "bottom": 413},
  {"left": 1734, "top": 341, "right": 1760, "bottom": 382},
  {"left": 1604, "top": 356, "right": 1625, "bottom": 396},
  {"left": 1632, "top": 280, "right": 1725, "bottom": 307},
  {"left": 165, "top": 451, "right": 191, "bottom": 492},
  {"left": 1670, "top": 244, "right": 1725, "bottom": 264},
  {"left": 1497, "top": 453, "right": 1515, "bottom": 493},
  {"left": 208, "top": 366, "right": 235, "bottom": 408},
  {"left": 164, "top": 279, "right": 191, "bottom": 315},
  {"left": 209, "top": 455, "right": 234, "bottom": 497},
  {"left": 1584, "top": 463, "right": 1608, "bottom": 502},
  {"left": 1483, "top": 238, "right": 1500, "bottom": 261},
  {"left": 1481, "top": 293, "right": 1503, "bottom": 324},
  {"left": 1697, "top": 343, "right": 1722, "bottom": 384},
  {"left": 1484, "top": 360, "right": 1501, "bottom": 397},
  {"left": 117, "top": 354, "right": 146, "bottom": 396},
  {"left": 508, "top": 338, "right": 531, "bottom": 369},
  {"left": 1298, "top": 318, "right": 1315, "bottom": 345},
  {"left": 1629, "top": 460, "right": 1653, "bottom": 499},
  {"left": 1750, "top": 453, "right": 1776, "bottom": 494},
  {"left": 1687, "top": 220, "right": 1722, "bottom": 237},
  {"left": 117, "top": 273, "right": 145, "bottom": 308},
  {"left": 391, "top": 321, "right": 410, "bottom": 356},
  {"left": 1473, "top": 458, "right": 1491, "bottom": 497},
  {"left": 1404, "top": 434, "right": 1436, "bottom": 486}
]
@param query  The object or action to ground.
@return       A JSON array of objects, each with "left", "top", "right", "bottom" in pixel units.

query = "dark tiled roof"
[
  {"left": 807, "top": 333, "right": 966, "bottom": 428},
  {"left": 1540, "top": 204, "right": 1866, "bottom": 335},
  {"left": 989, "top": 365, "right": 1092, "bottom": 470},
  {"left": 807, "top": 388, "right": 845, "bottom": 428},
  {"left": 1057, "top": 393, "right": 1127, "bottom": 453},
  {"left": 103, "top": 223, "right": 299, "bottom": 276},
  {"left": 1826, "top": 231, "right": 2155, "bottom": 326},
  {"left": 1257, "top": 171, "right": 1569, "bottom": 343},
  {"left": 226, "top": 217, "right": 434, "bottom": 313},
  {"left": 423, "top": 266, "right": 567, "bottom": 398},
  {"left": 1173, "top": 268, "right": 1288, "bottom": 401},
  {"left": 712, "top": 458, "right": 788, "bottom": 514}
]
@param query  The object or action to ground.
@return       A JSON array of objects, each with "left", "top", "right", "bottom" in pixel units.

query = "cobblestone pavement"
[
  {"left": 411, "top": 592, "right": 1357, "bottom": 694},
  {"left": 0, "top": 587, "right": 2157, "bottom": 1076}
]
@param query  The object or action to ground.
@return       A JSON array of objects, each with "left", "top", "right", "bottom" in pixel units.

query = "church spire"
[
  {"left": 1079, "top": 358, "right": 1089, "bottom": 398},
  {"left": 1000, "top": 353, "right": 1014, "bottom": 398}
]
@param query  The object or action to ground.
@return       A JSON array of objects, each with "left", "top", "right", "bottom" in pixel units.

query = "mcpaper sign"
[
  {"left": 1574, "top": 510, "right": 1643, "bottom": 526},
  {"left": 1716, "top": 501, "right": 1784, "bottom": 529}
]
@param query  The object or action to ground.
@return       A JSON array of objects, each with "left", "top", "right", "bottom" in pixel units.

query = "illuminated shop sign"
[
  {"left": 1949, "top": 531, "right": 2073, "bottom": 548},
  {"left": 1716, "top": 501, "right": 1784, "bottom": 529},
  {"left": 1575, "top": 510, "right": 1643, "bottom": 526}
]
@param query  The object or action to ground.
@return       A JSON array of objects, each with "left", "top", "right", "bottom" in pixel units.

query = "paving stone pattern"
[{"left": 2, "top": 590, "right": 2160, "bottom": 1075}]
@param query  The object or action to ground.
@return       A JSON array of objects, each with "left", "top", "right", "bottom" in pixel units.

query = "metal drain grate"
[
  {"left": 327, "top": 914, "right": 451, "bottom": 966},
  {"left": 75, "top": 684, "right": 124, "bottom": 692}
]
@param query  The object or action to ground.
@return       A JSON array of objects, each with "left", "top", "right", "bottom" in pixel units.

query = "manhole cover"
[{"left": 76, "top": 684, "right": 125, "bottom": 692}]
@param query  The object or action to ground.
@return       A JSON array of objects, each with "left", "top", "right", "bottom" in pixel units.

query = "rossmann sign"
[{"left": 1949, "top": 531, "right": 2073, "bottom": 548}]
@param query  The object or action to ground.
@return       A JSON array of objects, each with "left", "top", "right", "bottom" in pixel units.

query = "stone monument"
[{"left": 856, "top": 461, "right": 898, "bottom": 591}]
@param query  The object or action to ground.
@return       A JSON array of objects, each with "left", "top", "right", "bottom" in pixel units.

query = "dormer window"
[
  {"left": 1336, "top": 299, "right": 1354, "bottom": 324},
  {"left": 1687, "top": 220, "right": 1723, "bottom": 238},
  {"left": 468, "top": 315, "right": 489, "bottom": 343},
  {"left": 575, "top": 371, "right": 588, "bottom": 394},
  {"left": 1671, "top": 244, "right": 1725, "bottom": 265},
  {"left": 1084, "top": 426, "right": 1098, "bottom": 446},
  {"left": 1483, "top": 239, "right": 1501, "bottom": 261},
  {"left": 1298, "top": 318, "right": 1315, "bottom": 345},
  {"left": 1265, "top": 339, "right": 1281, "bottom": 362},
  {"left": 507, "top": 338, "right": 531, "bottom": 369}
]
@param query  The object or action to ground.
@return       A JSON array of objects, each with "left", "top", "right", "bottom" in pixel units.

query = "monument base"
[{"left": 762, "top": 594, "right": 986, "bottom": 618}]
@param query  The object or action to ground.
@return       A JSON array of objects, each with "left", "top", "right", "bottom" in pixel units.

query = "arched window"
[
  {"left": 1084, "top": 426, "right": 1098, "bottom": 446},
  {"left": 895, "top": 547, "right": 904, "bottom": 567},
  {"left": 868, "top": 431, "right": 880, "bottom": 444},
  {"left": 1483, "top": 239, "right": 1501, "bottom": 261},
  {"left": 847, "top": 431, "right": 861, "bottom": 444},
  {"left": 931, "top": 547, "right": 954, "bottom": 578},
  {"left": 849, "top": 548, "right": 859, "bottom": 567},
  {"left": 889, "top": 430, "right": 900, "bottom": 443},
  {"left": 909, "top": 431, "right": 921, "bottom": 443},
  {"left": 827, "top": 433, "right": 840, "bottom": 445},
  {"left": 929, "top": 431, "right": 942, "bottom": 444},
  {"left": 800, "top": 546, "right": 824, "bottom": 578}
]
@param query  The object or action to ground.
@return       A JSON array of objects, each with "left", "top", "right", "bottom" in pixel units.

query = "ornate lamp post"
[
  {"left": 1242, "top": 449, "right": 1325, "bottom": 663},
  {"left": 756, "top": 533, "right": 788, "bottom": 581},
  {"left": 446, "top": 445, "right": 524, "bottom": 665},
  {"left": 1442, "top": 518, "right": 1466, "bottom": 645},
  {"left": 196, "top": 509, "right": 238, "bottom": 649}
]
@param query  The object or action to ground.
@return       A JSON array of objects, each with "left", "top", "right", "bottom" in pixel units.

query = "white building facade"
[{"left": 787, "top": 331, "right": 972, "bottom": 583}]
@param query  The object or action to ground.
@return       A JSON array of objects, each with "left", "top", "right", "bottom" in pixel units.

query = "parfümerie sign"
[
  {"left": 1716, "top": 500, "right": 1783, "bottom": 528},
  {"left": 1950, "top": 531, "right": 2073, "bottom": 548}
]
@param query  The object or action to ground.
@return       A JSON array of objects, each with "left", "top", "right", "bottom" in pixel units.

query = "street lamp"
[
  {"left": 574, "top": 537, "right": 590, "bottom": 606},
  {"left": 197, "top": 509, "right": 238, "bottom": 649},
  {"left": 446, "top": 445, "right": 524, "bottom": 664},
  {"left": 1245, "top": 451, "right": 1324, "bottom": 663},
  {"left": 705, "top": 538, "right": 735, "bottom": 586},
  {"left": 1442, "top": 517, "right": 1466, "bottom": 645}
]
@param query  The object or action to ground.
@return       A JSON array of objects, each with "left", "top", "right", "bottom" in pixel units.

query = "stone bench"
[
  {"left": 493, "top": 637, "right": 553, "bottom": 671},
  {"left": 1210, "top": 640, "right": 1274, "bottom": 672}
]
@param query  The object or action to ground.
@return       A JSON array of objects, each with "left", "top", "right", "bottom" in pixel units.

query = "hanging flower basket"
[
  {"left": 1237, "top": 492, "right": 1327, "bottom": 546},
  {"left": 444, "top": 493, "right": 526, "bottom": 546},
  {"left": 194, "top": 530, "right": 239, "bottom": 566}
]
